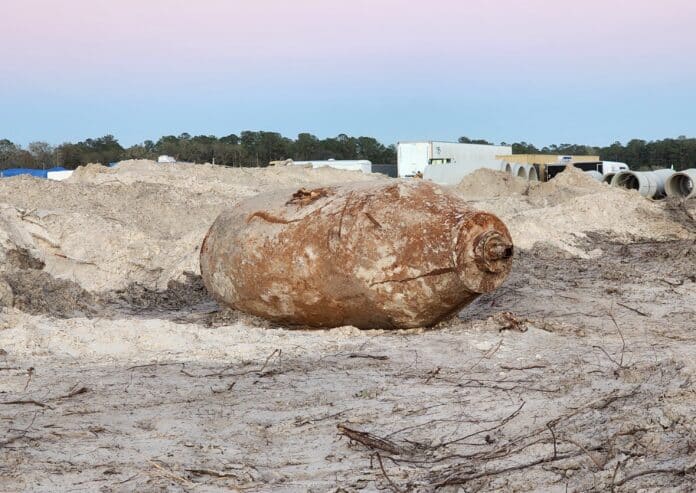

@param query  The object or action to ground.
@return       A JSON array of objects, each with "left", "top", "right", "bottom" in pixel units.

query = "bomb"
[{"left": 200, "top": 180, "right": 513, "bottom": 329}]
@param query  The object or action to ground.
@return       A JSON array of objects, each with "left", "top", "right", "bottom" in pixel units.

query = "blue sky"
[{"left": 2, "top": 0, "right": 695, "bottom": 148}]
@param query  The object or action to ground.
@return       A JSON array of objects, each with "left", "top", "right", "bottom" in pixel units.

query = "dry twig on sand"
[
  {"left": 1, "top": 385, "right": 89, "bottom": 410},
  {"left": 0, "top": 412, "right": 39, "bottom": 448},
  {"left": 337, "top": 424, "right": 406, "bottom": 456},
  {"left": 148, "top": 461, "right": 195, "bottom": 488},
  {"left": 180, "top": 349, "right": 282, "bottom": 378}
]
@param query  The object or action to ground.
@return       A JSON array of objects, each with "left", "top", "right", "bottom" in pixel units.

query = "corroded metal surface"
[{"left": 200, "top": 180, "right": 513, "bottom": 329}]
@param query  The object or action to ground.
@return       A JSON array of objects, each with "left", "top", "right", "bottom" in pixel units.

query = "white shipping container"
[{"left": 397, "top": 142, "right": 430, "bottom": 177}]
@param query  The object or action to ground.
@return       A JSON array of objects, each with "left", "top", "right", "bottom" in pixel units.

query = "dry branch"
[
  {"left": 614, "top": 464, "right": 696, "bottom": 487},
  {"left": 0, "top": 399, "right": 53, "bottom": 409},
  {"left": 180, "top": 349, "right": 282, "bottom": 378},
  {"left": 347, "top": 353, "right": 389, "bottom": 361},
  {"left": 437, "top": 401, "right": 525, "bottom": 448},
  {"left": 337, "top": 424, "right": 405, "bottom": 455},
  {"left": 373, "top": 452, "right": 404, "bottom": 493},
  {"left": 186, "top": 468, "right": 242, "bottom": 479},
  {"left": 616, "top": 302, "right": 649, "bottom": 317}
]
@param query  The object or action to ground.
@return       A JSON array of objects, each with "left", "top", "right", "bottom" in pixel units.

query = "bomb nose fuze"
[{"left": 200, "top": 180, "right": 513, "bottom": 329}]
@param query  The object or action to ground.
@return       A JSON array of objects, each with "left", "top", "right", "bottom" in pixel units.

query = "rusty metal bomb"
[{"left": 200, "top": 180, "right": 513, "bottom": 329}]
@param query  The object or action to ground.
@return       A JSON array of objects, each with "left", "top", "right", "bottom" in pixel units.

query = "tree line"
[
  {"left": 0, "top": 132, "right": 396, "bottom": 170},
  {"left": 2, "top": 132, "right": 696, "bottom": 171}
]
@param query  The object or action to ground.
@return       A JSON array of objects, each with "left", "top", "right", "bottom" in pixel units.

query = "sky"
[{"left": 1, "top": 0, "right": 696, "bottom": 148}]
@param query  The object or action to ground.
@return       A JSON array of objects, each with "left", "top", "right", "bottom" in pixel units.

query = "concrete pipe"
[
  {"left": 499, "top": 161, "right": 508, "bottom": 172},
  {"left": 603, "top": 173, "right": 615, "bottom": 184},
  {"left": 200, "top": 180, "right": 514, "bottom": 329},
  {"left": 584, "top": 170, "right": 603, "bottom": 181},
  {"left": 527, "top": 165, "right": 539, "bottom": 181},
  {"left": 665, "top": 169, "right": 696, "bottom": 199},
  {"left": 611, "top": 171, "right": 657, "bottom": 198},
  {"left": 652, "top": 169, "right": 676, "bottom": 197},
  {"left": 504, "top": 162, "right": 513, "bottom": 174},
  {"left": 611, "top": 170, "right": 674, "bottom": 199},
  {"left": 513, "top": 164, "right": 528, "bottom": 179}
]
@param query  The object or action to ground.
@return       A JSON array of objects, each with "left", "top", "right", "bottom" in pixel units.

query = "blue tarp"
[
  {"left": 0, "top": 168, "right": 48, "bottom": 178},
  {"left": 0, "top": 167, "right": 69, "bottom": 178}
]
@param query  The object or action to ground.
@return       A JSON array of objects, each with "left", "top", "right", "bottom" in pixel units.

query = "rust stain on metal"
[
  {"left": 200, "top": 180, "right": 514, "bottom": 329},
  {"left": 286, "top": 187, "right": 331, "bottom": 206}
]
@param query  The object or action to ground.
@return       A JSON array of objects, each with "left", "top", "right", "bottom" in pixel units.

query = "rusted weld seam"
[
  {"left": 364, "top": 212, "right": 382, "bottom": 229},
  {"left": 337, "top": 191, "right": 353, "bottom": 238},
  {"left": 247, "top": 211, "right": 302, "bottom": 224},
  {"left": 369, "top": 267, "right": 457, "bottom": 286}
]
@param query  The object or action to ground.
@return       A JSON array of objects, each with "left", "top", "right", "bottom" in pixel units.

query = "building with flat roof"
[{"left": 397, "top": 141, "right": 512, "bottom": 184}]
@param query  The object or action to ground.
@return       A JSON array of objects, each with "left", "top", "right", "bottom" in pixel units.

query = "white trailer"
[
  {"left": 600, "top": 161, "right": 629, "bottom": 175},
  {"left": 288, "top": 159, "right": 372, "bottom": 174},
  {"left": 397, "top": 141, "right": 512, "bottom": 184}
]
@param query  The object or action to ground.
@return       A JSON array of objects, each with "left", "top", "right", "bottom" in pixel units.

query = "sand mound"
[
  {"left": 455, "top": 165, "right": 606, "bottom": 206},
  {"left": 0, "top": 162, "right": 385, "bottom": 300},
  {"left": 506, "top": 190, "right": 688, "bottom": 254},
  {"left": 68, "top": 160, "right": 383, "bottom": 196},
  {"left": 456, "top": 169, "right": 530, "bottom": 199},
  {"left": 527, "top": 165, "right": 607, "bottom": 207},
  {"left": 455, "top": 166, "right": 691, "bottom": 255},
  {"left": 546, "top": 164, "right": 604, "bottom": 190},
  {"left": 0, "top": 205, "right": 44, "bottom": 307}
]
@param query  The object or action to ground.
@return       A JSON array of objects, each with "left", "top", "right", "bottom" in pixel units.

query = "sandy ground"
[{"left": 1, "top": 161, "right": 695, "bottom": 492}]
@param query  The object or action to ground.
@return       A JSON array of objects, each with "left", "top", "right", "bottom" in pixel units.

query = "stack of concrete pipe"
[
  {"left": 664, "top": 169, "right": 696, "bottom": 199},
  {"left": 499, "top": 161, "right": 513, "bottom": 174},
  {"left": 515, "top": 164, "right": 539, "bottom": 181},
  {"left": 610, "top": 169, "right": 675, "bottom": 199},
  {"left": 506, "top": 163, "right": 537, "bottom": 181},
  {"left": 512, "top": 163, "right": 526, "bottom": 179}
]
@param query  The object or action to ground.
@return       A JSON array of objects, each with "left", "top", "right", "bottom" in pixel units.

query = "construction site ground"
[{"left": 1, "top": 161, "right": 695, "bottom": 492}]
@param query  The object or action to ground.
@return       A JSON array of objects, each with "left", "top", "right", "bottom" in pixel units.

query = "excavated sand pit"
[{"left": 1, "top": 161, "right": 695, "bottom": 492}]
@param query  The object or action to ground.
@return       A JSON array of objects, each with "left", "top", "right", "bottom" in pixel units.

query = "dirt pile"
[
  {"left": 0, "top": 205, "right": 44, "bottom": 307},
  {"left": 456, "top": 166, "right": 692, "bottom": 255},
  {"left": 0, "top": 161, "right": 385, "bottom": 311},
  {"left": 527, "top": 164, "right": 607, "bottom": 206},
  {"left": 456, "top": 168, "right": 531, "bottom": 199},
  {"left": 68, "top": 160, "right": 382, "bottom": 196}
]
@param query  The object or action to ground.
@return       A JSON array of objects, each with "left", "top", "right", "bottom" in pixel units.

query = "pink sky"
[
  {"left": 2, "top": 0, "right": 696, "bottom": 147},
  {"left": 3, "top": 0, "right": 696, "bottom": 81}
]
